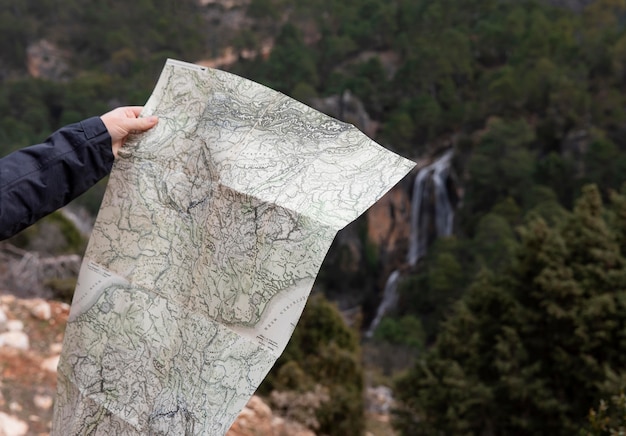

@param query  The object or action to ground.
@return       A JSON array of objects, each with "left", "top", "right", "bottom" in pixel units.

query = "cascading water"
[
  {"left": 406, "top": 166, "right": 430, "bottom": 268},
  {"left": 407, "top": 149, "right": 454, "bottom": 267},
  {"left": 365, "top": 270, "right": 400, "bottom": 338},
  {"left": 366, "top": 150, "right": 455, "bottom": 337}
]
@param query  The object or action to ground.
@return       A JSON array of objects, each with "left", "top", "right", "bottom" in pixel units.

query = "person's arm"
[{"left": 0, "top": 107, "right": 157, "bottom": 241}]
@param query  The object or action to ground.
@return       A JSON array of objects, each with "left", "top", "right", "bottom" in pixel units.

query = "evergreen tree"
[
  {"left": 461, "top": 117, "right": 535, "bottom": 234},
  {"left": 260, "top": 23, "right": 319, "bottom": 95},
  {"left": 395, "top": 185, "right": 626, "bottom": 435}
]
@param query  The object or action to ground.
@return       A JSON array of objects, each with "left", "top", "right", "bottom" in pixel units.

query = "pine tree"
[
  {"left": 395, "top": 185, "right": 626, "bottom": 435},
  {"left": 394, "top": 270, "right": 516, "bottom": 434}
]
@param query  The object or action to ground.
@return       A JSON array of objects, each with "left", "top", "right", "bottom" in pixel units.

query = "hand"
[{"left": 100, "top": 106, "right": 158, "bottom": 157}]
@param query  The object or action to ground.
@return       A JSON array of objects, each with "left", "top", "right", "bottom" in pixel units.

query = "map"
[{"left": 51, "top": 59, "right": 415, "bottom": 435}]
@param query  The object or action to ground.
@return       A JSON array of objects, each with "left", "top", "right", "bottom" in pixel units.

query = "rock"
[
  {"left": 311, "top": 91, "right": 379, "bottom": 138},
  {"left": 269, "top": 387, "right": 329, "bottom": 431},
  {"left": 40, "top": 355, "right": 60, "bottom": 373},
  {"left": 226, "top": 395, "right": 316, "bottom": 436},
  {"left": 49, "top": 343, "right": 63, "bottom": 354},
  {"left": 0, "top": 331, "right": 29, "bottom": 350},
  {"left": 366, "top": 182, "right": 413, "bottom": 268},
  {"left": 0, "top": 295, "right": 15, "bottom": 305},
  {"left": 0, "top": 412, "right": 28, "bottom": 436},
  {"left": 366, "top": 385, "right": 395, "bottom": 416},
  {"left": 227, "top": 396, "right": 273, "bottom": 436},
  {"left": 6, "top": 320, "right": 23, "bottom": 332},
  {"left": 26, "top": 39, "right": 70, "bottom": 81},
  {"left": 272, "top": 416, "right": 316, "bottom": 436},
  {"left": 29, "top": 301, "right": 51, "bottom": 321},
  {"left": 33, "top": 395, "right": 53, "bottom": 411},
  {"left": 246, "top": 394, "right": 273, "bottom": 419}
]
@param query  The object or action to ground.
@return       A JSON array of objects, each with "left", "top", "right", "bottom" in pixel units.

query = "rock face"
[
  {"left": 26, "top": 40, "right": 70, "bottom": 81},
  {"left": 226, "top": 396, "right": 315, "bottom": 436},
  {"left": 0, "top": 243, "right": 81, "bottom": 299},
  {"left": 311, "top": 91, "right": 379, "bottom": 139},
  {"left": 366, "top": 179, "right": 414, "bottom": 273},
  {"left": 197, "top": 43, "right": 273, "bottom": 70}
]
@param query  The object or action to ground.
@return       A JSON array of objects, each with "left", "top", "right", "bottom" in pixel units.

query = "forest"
[{"left": 2, "top": 0, "right": 626, "bottom": 434}]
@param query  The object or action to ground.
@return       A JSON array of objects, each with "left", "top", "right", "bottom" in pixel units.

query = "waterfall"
[
  {"left": 407, "top": 166, "right": 430, "bottom": 268},
  {"left": 365, "top": 270, "right": 400, "bottom": 338},
  {"left": 366, "top": 149, "right": 455, "bottom": 337},
  {"left": 407, "top": 149, "right": 454, "bottom": 267}
]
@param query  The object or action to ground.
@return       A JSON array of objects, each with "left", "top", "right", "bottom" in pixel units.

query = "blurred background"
[{"left": 2, "top": 0, "right": 626, "bottom": 434}]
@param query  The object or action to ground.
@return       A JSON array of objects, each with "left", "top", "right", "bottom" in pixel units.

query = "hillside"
[{"left": 4, "top": 0, "right": 626, "bottom": 434}]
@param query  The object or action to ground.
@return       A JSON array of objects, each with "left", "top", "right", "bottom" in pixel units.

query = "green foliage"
[
  {"left": 8, "top": 3, "right": 626, "bottom": 433},
  {"left": 290, "top": 82, "right": 318, "bottom": 105},
  {"left": 0, "top": 1, "right": 35, "bottom": 69},
  {"left": 259, "top": 24, "right": 319, "bottom": 94},
  {"left": 584, "top": 392, "right": 626, "bottom": 436},
  {"left": 462, "top": 117, "right": 535, "bottom": 234},
  {"left": 372, "top": 315, "right": 425, "bottom": 350},
  {"left": 379, "top": 110, "right": 415, "bottom": 152},
  {"left": 0, "top": 0, "right": 206, "bottom": 156},
  {"left": 524, "top": 187, "right": 571, "bottom": 227},
  {"left": 472, "top": 212, "right": 518, "bottom": 271},
  {"left": 394, "top": 185, "right": 626, "bottom": 435},
  {"left": 399, "top": 238, "right": 472, "bottom": 342},
  {"left": 534, "top": 152, "right": 579, "bottom": 208},
  {"left": 584, "top": 138, "right": 626, "bottom": 194},
  {"left": 247, "top": 0, "right": 281, "bottom": 20},
  {"left": 0, "top": 0, "right": 204, "bottom": 75},
  {"left": 261, "top": 294, "right": 364, "bottom": 435}
]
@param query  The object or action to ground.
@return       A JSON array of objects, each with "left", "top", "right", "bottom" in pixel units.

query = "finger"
[
  {"left": 123, "top": 106, "right": 144, "bottom": 118},
  {"left": 124, "top": 116, "right": 158, "bottom": 133}
]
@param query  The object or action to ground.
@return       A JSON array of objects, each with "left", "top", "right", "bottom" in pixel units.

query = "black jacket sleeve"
[{"left": 0, "top": 116, "right": 113, "bottom": 240}]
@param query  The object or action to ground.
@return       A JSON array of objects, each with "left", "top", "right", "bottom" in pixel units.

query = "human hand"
[{"left": 100, "top": 106, "right": 158, "bottom": 157}]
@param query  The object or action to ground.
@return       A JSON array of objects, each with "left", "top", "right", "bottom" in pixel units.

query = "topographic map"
[{"left": 52, "top": 59, "right": 415, "bottom": 435}]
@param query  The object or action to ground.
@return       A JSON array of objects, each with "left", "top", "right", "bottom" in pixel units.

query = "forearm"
[{"left": 0, "top": 117, "right": 114, "bottom": 240}]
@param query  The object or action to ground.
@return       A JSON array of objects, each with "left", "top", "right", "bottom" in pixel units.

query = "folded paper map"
[{"left": 52, "top": 59, "right": 415, "bottom": 435}]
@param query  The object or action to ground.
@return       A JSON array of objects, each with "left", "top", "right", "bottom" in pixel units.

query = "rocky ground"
[
  {"left": 0, "top": 294, "right": 394, "bottom": 436},
  {"left": 0, "top": 295, "right": 63, "bottom": 436}
]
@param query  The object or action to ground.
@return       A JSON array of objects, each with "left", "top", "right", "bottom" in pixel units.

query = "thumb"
[{"left": 124, "top": 115, "right": 158, "bottom": 133}]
